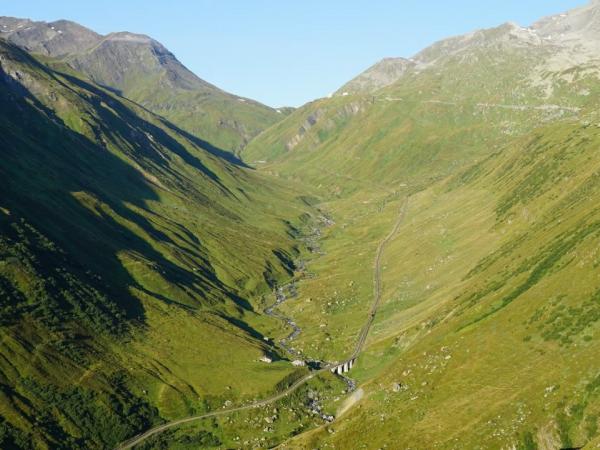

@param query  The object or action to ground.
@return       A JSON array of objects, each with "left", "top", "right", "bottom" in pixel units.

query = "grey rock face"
[
  {"left": 334, "top": 1, "right": 600, "bottom": 98},
  {"left": 533, "top": 0, "right": 600, "bottom": 40},
  {"left": 67, "top": 31, "right": 217, "bottom": 93},
  {"left": 336, "top": 58, "right": 414, "bottom": 95},
  {"left": 0, "top": 17, "right": 100, "bottom": 57},
  {"left": 0, "top": 17, "right": 216, "bottom": 93},
  {"left": 335, "top": 57, "right": 415, "bottom": 95}
]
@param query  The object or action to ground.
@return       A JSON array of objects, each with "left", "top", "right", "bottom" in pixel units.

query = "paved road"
[
  {"left": 115, "top": 198, "right": 408, "bottom": 450},
  {"left": 380, "top": 96, "right": 581, "bottom": 113},
  {"left": 115, "top": 370, "right": 325, "bottom": 450}
]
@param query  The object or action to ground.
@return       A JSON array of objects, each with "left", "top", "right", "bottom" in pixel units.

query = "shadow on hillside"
[
  {"left": 0, "top": 61, "right": 253, "bottom": 333},
  {"left": 59, "top": 69, "right": 250, "bottom": 171},
  {"left": 220, "top": 315, "right": 266, "bottom": 341},
  {"left": 157, "top": 118, "right": 252, "bottom": 169},
  {"left": 67, "top": 71, "right": 251, "bottom": 169},
  {"left": 57, "top": 71, "right": 237, "bottom": 196}
]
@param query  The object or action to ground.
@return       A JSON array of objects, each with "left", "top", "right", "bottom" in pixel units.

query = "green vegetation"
[
  {"left": 237, "top": 18, "right": 600, "bottom": 450},
  {"left": 6, "top": 5, "right": 600, "bottom": 450},
  {"left": 59, "top": 33, "right": 287, "bottom": 154},
  {"left": 2, "top": 17, "right": 288, "bottom": 154},
  {"left": 0, "top": 39, "right": 315, "bottom": 448}
]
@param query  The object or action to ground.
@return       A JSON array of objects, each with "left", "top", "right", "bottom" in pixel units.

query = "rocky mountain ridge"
[
  {"left": 0, "top": 16, "right": 286, "bottom": 152},
  {"left": 335, "top": 57, "right": 415, "bottom": 96},
  {"left": 334, "top": 1, "right": 600, "bottom": 97}
]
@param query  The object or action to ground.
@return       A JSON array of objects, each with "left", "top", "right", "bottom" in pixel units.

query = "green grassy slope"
[
  {"left": 285, "top": 118, "right": 600, "bottom": 450},
  {"left": 239, "top": 19, "right": 600, "bottom": 450},
  {"left": 4, "top": 8, "right": 600, "bottom": 450},
  {"left": 0, "top": 39, "right": 310, "bottom": 449},
  {"left": 244, "top": 23, "right": 594, "bottom": 189},
  {"left": 241, "top": 22, "right": 596, "bottom": 363}
]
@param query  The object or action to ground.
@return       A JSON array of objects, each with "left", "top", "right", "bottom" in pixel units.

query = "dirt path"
[
  {"left": 115, "top": 199, "right": 408, "bottom": 450},
  {"left": 351, "top": 198, "right": 408, "bottom": 359},
  {"left": 380, "top": 96, "right": 580, "bottom": 113},
  {"left": 336, "top": 388, "right": 365, "bottom": 418}
]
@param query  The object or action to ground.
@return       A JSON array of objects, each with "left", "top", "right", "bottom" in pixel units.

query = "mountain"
[
  {"left": 335, "top": 57, "right": 415, "bottom": 96},
  {"left": 0, "top": 16, "right": 286, "bottom": 153},
  {"left": 240, "top": 2, "right": 600, "bottom": 449},
  {"left": 286, "top": 116, "right": 600, "bottom": 450},
  {"left": 0, "top": 17, "right": 100, "bottom": 56},
  {"left": 533, "top": 0, "right": 600, "bottom": 42},
  {"left": 244, "top": 4, "right": 597, "bottom": 183},
  {"left": 5, "top": 2, "right": 600, "bottom": 449},
  {"left": 0, "top": 39, "right": 314, "bottom": 449},
  {"left": 329, "top": 1, "right": 600, "bottom": 99}
]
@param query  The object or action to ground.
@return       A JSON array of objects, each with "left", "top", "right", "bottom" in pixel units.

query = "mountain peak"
[
  {"left": 532, "top": 0, "right": 600, "bottom": 39},
  {"left": 335, "top": 57, "right": 415, "bottom": 95},
  {"left": 0, "top": 15, "right": 282, "bottom": 152},
  {"left": 104, "top": 31, "right": 155, "bottom": 45},
  {"left": 100, "top": 32, "right": 169, "bottom": 55},
  {"left": 0, "top": 16, "right": 101, "bottom": 56}
]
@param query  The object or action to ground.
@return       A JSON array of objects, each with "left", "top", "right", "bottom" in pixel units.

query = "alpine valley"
[{"left": 3, "top": 2, "right": 600, "bottom": 449}]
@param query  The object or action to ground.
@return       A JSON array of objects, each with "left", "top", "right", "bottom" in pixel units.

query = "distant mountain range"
[
  {"left": 334, "top": 0, "right": 600, "bottom": 97},
  {"left": 246, "top": 0, "right": 600, "bottom": 171},
  {"left": 0, "top": 16, "right": 288, "bottom": 153}
]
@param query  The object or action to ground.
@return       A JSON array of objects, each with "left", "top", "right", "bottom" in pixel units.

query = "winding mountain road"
[
  {"left": 380, "top": 96, "right": 581, "bottom": 113},
  {"left": 115, "top": 198, "right": 408, "bottom": 450},
  {"left": 351, "top": 198, "right": 408, "bottom": 360}
]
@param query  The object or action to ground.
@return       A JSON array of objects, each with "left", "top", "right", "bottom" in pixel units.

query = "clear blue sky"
[{"left": 2, "top": 0, "right": 587, "bottom": 107}]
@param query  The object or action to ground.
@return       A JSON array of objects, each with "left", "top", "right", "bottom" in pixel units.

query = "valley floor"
[{"left": 116, "top": 193, "right": 410, "bottom": 449}]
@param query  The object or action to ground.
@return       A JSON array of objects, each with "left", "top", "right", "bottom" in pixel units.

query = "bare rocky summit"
[
  {"left": 0, "top": 18, "right": 100, "bottom": 56},
  {"left": 335, "top": 57, "right": 415, "bottom": 95},
  {"left": 0, "top": 16, "right": 284, "bottom": 152},
  {"left": 0, "top": 16, "right": 223, "bottom": 92},
  {"left": 334, "top": 1, "right": 600, "bottom": 98}
]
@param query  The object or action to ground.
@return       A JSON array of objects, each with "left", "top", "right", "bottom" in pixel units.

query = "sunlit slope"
[
  {"left": 285, "top": 119, "right": 600, "bottom": 449},
  {"left": 0, "top": 40, "right": 310, "bottom": 449},
  {"left": 242, "top": 20, "right": 600, "bottom": 388},
  {"left": 244, "top": 22, "right": 598, "bottom": 193},
  {"left": 62, "top": 32, "right": 287, "bottom": 154},
  {"left": 241, "top": 13, "right": 600, "bottom": 450}
]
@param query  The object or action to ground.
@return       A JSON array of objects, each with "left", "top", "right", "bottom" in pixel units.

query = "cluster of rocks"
[
  {"left": 307, "top": 390, "right": 335, "bottom": 423},
  {"left": 340, "top": 375, "right": 357, "bottom": 393}
]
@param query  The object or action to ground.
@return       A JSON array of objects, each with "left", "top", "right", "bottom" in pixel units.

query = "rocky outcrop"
[
  {"left": 335, "top": 57, "right": 415, "bottom": 95},
  {"left": 0, "top": 17, "right": 101, "bottom": 57},
  {"left": 286, "top": 101, "right": 366, "bottom": 151}
]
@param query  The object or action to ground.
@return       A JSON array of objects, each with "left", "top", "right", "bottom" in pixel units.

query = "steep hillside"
[
  {"left": 245, "top": 2, "right": 600, "bottom": 187},
  {"left": 244, "top": 18, "right": 596, "bottom": 190},
  {"left": 285, "top": 115, "right": 600, "bottom": 450},
  {"left": 0, "top": 16, "right": 285, "bottom": 153},
  {"left": 0, "top": 39, "right": 310, "bottom": 449},
  {"left": 335, "top": 57, "right": 415, "bottom": 96},
  {"left": 242, "top": 1, "right": 600, "bottom": 368},
  {"left": 5, "top": 2, "right": 600, "bottom": 449},
  {"left": 238, "top": 2, "right": 600, "bottom": 449}
]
